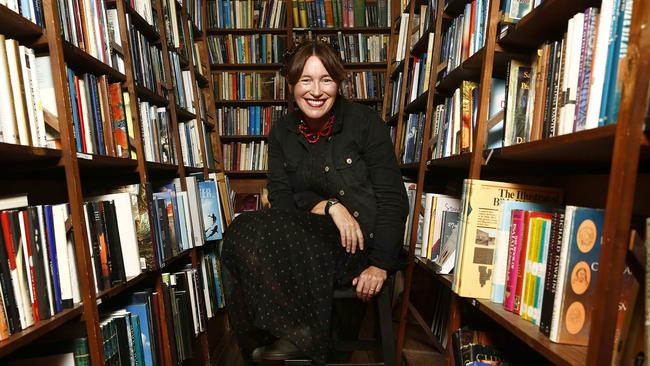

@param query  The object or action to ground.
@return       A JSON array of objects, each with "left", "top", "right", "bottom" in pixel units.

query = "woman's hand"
[
  {"left": 352, "top": 266, "right": 387, "bottom": 301},
  {"left": 328, "top": 203, "right": 364, "bottom": 254}
]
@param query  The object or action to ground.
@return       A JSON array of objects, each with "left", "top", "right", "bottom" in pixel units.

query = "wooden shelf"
[
  {"left": 224, "top": 170, "right": 267, "bottom": 177},
  {"left": 220, "top": 135, "right": 269, "bottom": 141},
  {"left": 162, "top": 248, "right": 193, "bottom": 270},
  {"left": 435, "top": 47, "right": 510, "bottom": 92},
  {"left": 75, "top": 153, "right": 139, "bottom": 172},
  {"left": 0, "top": 143, "right": 62, "bottom": 168},
  {"left": 175, "top": 106, "right": 197, "bottom": 121},
  {"left": 293, "top": 26, "right": 391, "bottom": 34},
  {"left": 0, "top": 4, "right": 45, "bottom": 44},
  {"left": 404, "top": 90, "right": 429, "bottom": 113},
  {"left": 214, "top": 99, "right": 289, "bottom": 106},
  {"left": 486, "top": 125, "right": 616, "bottom": 169},
  {"left": 62, "top": 41, "right": 126, "bottom": 82},
  {"left": 426, "top": 152, "right": 471, "bottom": 169},
  {"left": 209, "top": 63, "right": 283, "bottom": 70},
  {"left": 97, "top": 271, "right": 156, "bottom": 302},
  {"left": 107, "top": 0, "right": 160, "bottom": 42},
  {"left": 498, "top": 0, "right": 601, "bottom": 49},
  {"left": 414, "top": 257, "right": 453, "bottom": 288},
  {"left": 0, "top": 305, "right": 84, "bottom": 358},
  {"left": 185, "top": 166, "right": 204, "bottom": 174},
  {"left": 471, "top": 299, "right": 587, "bottom": 366},
  {"left": 194, "top": 71, "right": 210, "bottom": 87},
  {"left": 207, "top": 27, "right": 289, "bottom": 35},
  {"left": 136, "top": 84, "right": 168, "bottom": 106},
  {"left": 391, "top": 59, "right": 406, "bottom": 79},
  {"left": 443, "top": 0, "right": 473, "bottom": 17},
  {"left": 146, "top": 161, "right": 180, "bottom": 174}
]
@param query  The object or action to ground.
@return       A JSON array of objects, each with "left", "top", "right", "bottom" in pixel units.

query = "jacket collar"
[{"left": 285, "top": 96, "right": 345, "bottom": 134}]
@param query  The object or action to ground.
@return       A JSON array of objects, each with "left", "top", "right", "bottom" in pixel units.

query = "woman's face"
[{"left": 293, "top": 55, "right": 338, "bottom": 124}]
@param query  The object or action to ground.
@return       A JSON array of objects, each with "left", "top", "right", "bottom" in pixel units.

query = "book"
[
  {"left": 198, "top": 180, "right": 223, "bottom": 242},
  {"left": 549, "top": 206, "right": 605, "bottom": 345},
  {"left": 452, "top": 179, "right": 563, "bottom": 299}
]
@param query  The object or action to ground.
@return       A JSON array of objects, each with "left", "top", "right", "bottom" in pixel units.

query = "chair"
[{"left": 284, "top": 275, "right": 397, "bottom": 366}]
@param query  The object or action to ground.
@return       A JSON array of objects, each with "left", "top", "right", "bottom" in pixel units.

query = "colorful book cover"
[
  {"left": 198, "top": 180, "right": 223, "bottom": 242},
  {"left": 549, "top": 206, "right": 605, "bottom": 345},
  {"left": 108, "top": 83, "right": 129, "bottom": 158},
  {"left": 452, "top": 179, "right": 563, "bottom": 299},
  {"left": 491, "top": 201, "right": 554, "bottom": 304}
]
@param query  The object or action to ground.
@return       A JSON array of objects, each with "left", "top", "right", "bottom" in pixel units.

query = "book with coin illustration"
[{"left": 549, "top": 206, "right": 605, "bottom": 345}]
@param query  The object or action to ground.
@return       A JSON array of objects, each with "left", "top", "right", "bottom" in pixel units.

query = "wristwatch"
[{"left": 324, "top": 198, "right": 340, "bottom": 215}]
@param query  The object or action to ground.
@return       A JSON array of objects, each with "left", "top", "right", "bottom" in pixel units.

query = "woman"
[{"left": 221, "top": 40, "right": 408, "bottom": 365}]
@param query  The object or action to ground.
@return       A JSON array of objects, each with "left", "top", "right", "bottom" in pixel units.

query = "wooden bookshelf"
[
  {"left": 390, "top": 0, "right": 650, "bottom": 365},
  {"left": 0, "top": 0, "right": 227, "bottom": 362},
  {"left": 293, "top": 26, "right": 391, "bottom": 34}
]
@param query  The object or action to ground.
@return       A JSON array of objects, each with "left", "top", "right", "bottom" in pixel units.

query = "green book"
[{"left": 72, "top": 337, "right": 91, "bottom": 366}]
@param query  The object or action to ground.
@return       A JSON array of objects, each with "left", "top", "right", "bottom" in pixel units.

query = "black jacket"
[{"left": 267, "top": 98, "right": 409, "bottom": 271}]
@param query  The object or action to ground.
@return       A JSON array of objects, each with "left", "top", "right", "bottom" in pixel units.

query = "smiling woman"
[{"left": 220, "top": 40, "right": 408, "bottom": 365}]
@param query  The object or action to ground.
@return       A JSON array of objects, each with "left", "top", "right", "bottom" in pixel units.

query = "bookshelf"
[
  {"left": 389, "top": 0, "right": 650, "bottom": 365},
  {"left": 0, "top": 0, "right": 228, "bottom": 363},
  {"left": 208, "top": 0, "right": 392, "bottom": 209}
]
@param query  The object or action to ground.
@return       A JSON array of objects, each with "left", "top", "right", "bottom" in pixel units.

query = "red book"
[
  {"left": 512, "top": 210, "right": 531, "bottom": 314},
  {"left": 20, "top": 211, "right": 39, "bottom": 322},
  {"left": 74, "top": 75, "right": 87, "bottom": 153}
]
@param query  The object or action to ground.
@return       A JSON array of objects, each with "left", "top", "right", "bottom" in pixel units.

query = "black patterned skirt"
[{"left": 221, "top": 208, "right": 368, "bottom": 365}]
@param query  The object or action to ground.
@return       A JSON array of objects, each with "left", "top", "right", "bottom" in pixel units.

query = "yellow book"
[
  {"left": 298, "top": 0, "right": 308, "bottom": 27},
  {"left": 452, "top": 179, "right": 563, "bottom": 299},
  {"left": 293, "top": 0, "right": 300, "bottom": 27}
]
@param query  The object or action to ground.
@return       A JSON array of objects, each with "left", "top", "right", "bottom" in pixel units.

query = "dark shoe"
[
  {"left": 262, "top": 338, "right": 304, "bottom": 360},
  {"left": 251, "top": 346, "right": 266, "bottom": 363}
]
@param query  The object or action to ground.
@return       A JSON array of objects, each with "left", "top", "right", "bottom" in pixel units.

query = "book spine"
[{"left": 539, "top": 212, "right": 564, "bottom": 335}]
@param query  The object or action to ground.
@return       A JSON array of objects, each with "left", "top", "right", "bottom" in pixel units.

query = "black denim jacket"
[{"left": 267, "top": 97, "right": 409, "bottom": 271}]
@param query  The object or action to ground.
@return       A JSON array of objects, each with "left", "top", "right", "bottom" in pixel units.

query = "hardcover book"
[
  {"left": 198, "top": 180, "right": 223, "bottom": 242},
  {"left": 452, "top": 179, "right": 563, "bottom": 299}
]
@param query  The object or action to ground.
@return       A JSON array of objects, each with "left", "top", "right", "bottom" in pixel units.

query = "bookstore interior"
[{"left": 0, "top": 0, "right": 647, "bottom": 364}]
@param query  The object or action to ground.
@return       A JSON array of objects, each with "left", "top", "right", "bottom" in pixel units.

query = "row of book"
[
  {"left": 405, "top": 34, "right": 435, "bottom": 103},
  {"left": 207, "top": 0, "right": 287, "bottom": 29},
  {"left": 502, "top": 4, "right": 633, "bottom": 146},
  {"left": 212, "top": 71, "right": 287, "bottom": 101},
  {"left": 139, "top": 100, "right": 177, "bottom": 164},
  {"left": 397, "top": 112, "right": 425, "bottom": 164},
  {"left": 206, "top": 34, "right": 288, "bottom": 64},
  {"left": 294, "top": 33, "right": 388, "bottom": 63},
  {"left": 222, "top": 141, "right": 268, "bottom": 171},
  {"left": 67, "top": 69, "right": 132, "bottom": 158},
  {"left": 163, "top": 0, "right": 190, "bottom": 62},
  {"left": 2, "top": 0, "right": 44, "bottom": 26},
  {"left": 387, "top": 71, "right": 403, "bottom": 116},
  {"left": 291, "top": 0, "right": 390, "bottom": 29},
  {"left": 438, "top": 0, "right": 490, "bottom": 77},
  {"left": 178, "top": 119, "right": 209, "bottom": 168},
  {"left": 57, "top": 0, "right": 114, "bottom": 67},
  {"left": 340, "top": 71, "right": 385, "bottom": 100},
  {"left": 406, "top": 1, "right": 436, "bottom": 54},
  {"left": 199, "top": 247, "right": 226, "bottom": 318},
  {"left": 0, "top": 202, "right": 80, "bottom": 340},
  {"left": 216, "top": 105, "right": 286, "bottom": 136},
  {"left": 127, "top": 17, "right": 167, "bottom": 95},
  {"left": 429, "top": 81, "right": 479, "bottom": 159},
  {"left": 125, "top": 0, "right": 158, "bottom": 27},
  {"left": 170, "top": 52, "right": 197, "bottom": 112},
  {"left": 0, "top": 39, "right": 55, "bottom": 149},
  {"left": 187, "top": 0, "right": 204, "bottom": 31}
]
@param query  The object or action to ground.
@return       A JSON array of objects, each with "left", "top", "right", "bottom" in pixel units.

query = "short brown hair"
[{"left": 285, "top": 40, "right": 346, "bottom": 86}]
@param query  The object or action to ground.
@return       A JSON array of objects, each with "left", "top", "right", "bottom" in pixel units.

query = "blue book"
[
  {"left": 67, "top": 68, "right": 83, "bottom": 152},
  {"left": 126, "top": 295, "right": 155, "bottom": 366},
  {"left": 129, "top": 314, "right": 146, "bottom": 366},
  {"left": 604, "top": 0, "right": 633, "bottom": 125},
  {"left": 43, "top": 205, "right": 63, "bottom": 313},
  {"left": 598, "top": 0, "right": 623, "bottom": 126},
  {"left": 199, "top": 180, "right": 223, "bottom": 242}
]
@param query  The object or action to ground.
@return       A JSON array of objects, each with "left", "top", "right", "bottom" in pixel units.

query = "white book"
[
  {"left": 428, "top": 194, "right": 461, "bottom": 261},
  {"left": 18, "top": 46, "right": 41, "bottom": 147},
  {"left": 185, "top": 176, "right": 206, "bottom": 246},
  {"left": 199, "top": 256, "right": 213, "bottom": 318},
  {"left": 0, "top": 35, "right": 18, "bottom": 144},
  {"left": 51, "top": 204, "right": 75, "bottom": 305},
  {"left": 559, "top": 13, "right": 584, "bottom": 135},
  {"left": 549, "top": 206, "right": 575, "bottom": 342},
  {"left": 0, "top": 194, "right": 28, "bottom": 210},
  {"left": 87, "top": 193, "right": 142, "bottom": 279},
  {"left": 178, "top": 192, "right": 195, "bottom": 249},
  {"left": 176, "top": 193, "right": 190, "bottom": 250},
  {"left": 24, "top": 47, "right": 46, "bottom": 147},
  {"left": 17, "top": 212, "right": 35, "bottom": 327},
  {"left": 585, "top": 0, "right": 616, "bottom": 130},
  {"left": 5, "top": 39, "right": 31, "bottom": 146}
]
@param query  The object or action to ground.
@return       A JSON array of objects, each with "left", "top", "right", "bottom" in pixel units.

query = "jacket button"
[
  {"left": 353, "top": 211, "right": 359, "bottom": 217},
  {"left": 324, "top": 166, "right": 330, "bottom": 172},
  {"left": 339, "top": 190, "right": 345, "bottom": 196},
  {"left": 369, "top": 233, "right": 374, "bottom": 239},
  {"left": 346, "top": 158, "right": 352, "bottom": 164},
  {"left": 328, "top": 136, "right": 332, "bottom": 141}
]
